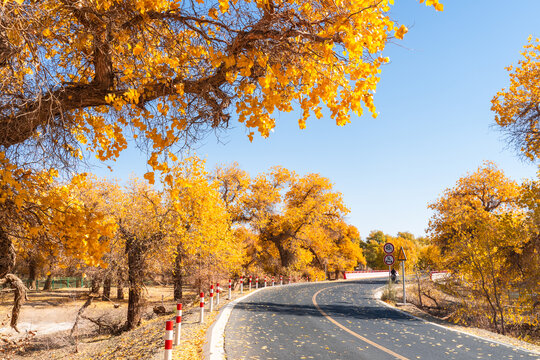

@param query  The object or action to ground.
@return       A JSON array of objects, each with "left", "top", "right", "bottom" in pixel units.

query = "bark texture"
[{"left": 0, "top": 274, "right": 28, "bottom": 331}]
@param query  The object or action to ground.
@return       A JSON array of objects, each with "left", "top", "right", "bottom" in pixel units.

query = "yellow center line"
[{"left": 312, "top": 286, "right": 410, "bottom": 360}]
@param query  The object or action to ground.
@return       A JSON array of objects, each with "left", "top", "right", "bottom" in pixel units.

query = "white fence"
[{"left": 343, "top": 270, "right": 389, "bottom": 279}]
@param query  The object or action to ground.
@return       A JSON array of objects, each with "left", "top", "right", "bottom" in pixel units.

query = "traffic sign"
[
  {"left": 383, "top": 242, "right": 394, "bottom": 254},
  {"left": 383, "top": 254, "right": 395, "bottom": 265},
  {"left": 397, "top": 247, "right": 407, "bottom": 261}
]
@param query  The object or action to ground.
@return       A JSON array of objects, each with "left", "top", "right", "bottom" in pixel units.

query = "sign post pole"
[
  {"left": 401, "top": 260, "right": 406, "bottom": 304},
  {"left": 396, "top": 246, "right": 407, "bottom": 304}
]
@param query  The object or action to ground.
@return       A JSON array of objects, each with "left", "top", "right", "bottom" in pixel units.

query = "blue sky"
[{"left": 92, "top": 0, "right": 540, "bottom": 239}]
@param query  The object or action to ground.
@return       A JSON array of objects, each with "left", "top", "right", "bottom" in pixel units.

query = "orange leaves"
[
  {"left": 143, "top": 171, "right": 155, "bottom": 184},
  {"left": 395, "top": 25, "right": 408, "bottom": 40},
  {"left": 133, "top": 43, "right": 144, "bottom": 56},
  {"left": 419, "top": 0, "right": 444, "bottom": 11}
]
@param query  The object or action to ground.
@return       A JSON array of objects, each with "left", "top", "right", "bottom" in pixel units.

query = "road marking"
[{"left": 312, "top": 286, "right": 410, "bottom": 360}]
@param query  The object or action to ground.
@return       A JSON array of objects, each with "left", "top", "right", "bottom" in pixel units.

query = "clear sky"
[{"left": 91, "top": 0, "right": 540, "bottom": 239}]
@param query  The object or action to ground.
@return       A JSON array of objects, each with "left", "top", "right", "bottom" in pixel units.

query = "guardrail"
[
  {"left": 344, "top": 270, "right": 389, "bottom": 279},
  {"left": 429, "top": 271, "right": 450, "bottom": 282}
]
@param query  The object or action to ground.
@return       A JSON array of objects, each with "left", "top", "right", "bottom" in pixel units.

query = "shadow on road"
[{"left": 234, "top": 279, "right": 421, "bottom": 324}]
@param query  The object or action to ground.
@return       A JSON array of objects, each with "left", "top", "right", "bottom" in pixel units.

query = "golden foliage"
[
  {"left": 0, "top": 0, "right": 441, "bottom": 172},
  {"left": 492, "top": 36, "right": 540, "bottom": 160},
  {"left": 0, "top": 155, "right": 116, "bottom": 268},
  {"left": 428, "top": 162, "right": 537, "bottom": 334}
]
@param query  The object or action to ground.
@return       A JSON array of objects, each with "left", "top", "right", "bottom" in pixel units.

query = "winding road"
[{"left": 224, "top": 279, "right": 540, "bottom": 360}]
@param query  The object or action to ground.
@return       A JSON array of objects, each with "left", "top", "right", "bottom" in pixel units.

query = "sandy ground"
[
  {"left": 0, "top": 286, "right": 175, "bottom": 339},
  {"left": 0, "top": 284, "right": 250, "bottom": 360}
]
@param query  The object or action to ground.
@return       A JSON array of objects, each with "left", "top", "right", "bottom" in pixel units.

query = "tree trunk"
[
  {"left": 125, "top": 236, "right": 147, "bottom": 330},
  {"left": 173, "top": 246, "right": 183, "bottom": 300},
  {"left": 0, "top": 274, "right": 28, "bottom": 331},
  {"left": 42, "top": 273, "right": 52, "bottom": 291},
  {"left": 0, "top": 227, "right": 15, "bottom": 278},
  {"left": 91, "top": 277, "right": 101, "bottom": 295},
  {"left": 28, "top": 258, "right": 38, "bottom": 290},
  {"left": 274, "top": 237, "right": 295, "bottom": 268},
  {"left": 117, "top": 279, "right": 124, "bottom": 300},
  {"left": 102, "top": 277, "right": 111, "bottom": 301},
  {"left": 416, "top": 271, "right": 423, "bottom": 308}
]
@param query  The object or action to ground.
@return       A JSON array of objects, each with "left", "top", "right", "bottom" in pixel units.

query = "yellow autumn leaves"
[
  {"left": 492, "top": 36, "right": 540, "bottom": 160},
  {"left": 428, "top": 162, "right": 539, "bottom": 334},
  {"left": 1, "top": 0, "right": 443, "bottom": 181},
  {"left": 0, "top": 155, "right": 116, "bottom": 268}
]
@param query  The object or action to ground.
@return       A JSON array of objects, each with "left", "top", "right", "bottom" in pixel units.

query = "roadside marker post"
[
  {"left": 280, "top": 275, "right": 283, "bottom": 285},
  {"left": 199, "top": 292, "right": 205, "bottom": 323},
  {"left": 209, "top": 285, "right": 214, "bottom": 312},
  {"left": 240, "top": 275, "right": 244, "bottom": 294},
  {"left": 288, "top": 275, "right": 291, "bottom": 284},
  {"left": 164, "top": 320, "right": 174, "bottom": 360},
  {"left": 272, "top": 276, "right": 275, "bottom": 286},
  {"left": 249, "top": 275, "right": 252, "bottom": 291},
  {"left": 228, "top": 279, "right": 232, "bottom": 300},
  {"left": 256, "top": 276, "right": 259, "bottom": 289},
  {"left": 174, "top": 303, "right": 182, "bottom": 346},
  {"left": 216, "top": 283, "right": 220, "bottom": 305},
  {"left": 264, "top": 276, "right": 267, "bottom": 287}
]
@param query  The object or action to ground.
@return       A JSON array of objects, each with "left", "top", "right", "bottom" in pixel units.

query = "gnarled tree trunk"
[
  {"left": 0, "top": 227, "right": 15, "bottom": 278},
  {"left": 27, "top": 257, "right": 38, "bottom": 290},
  {"left": 102, "top": 276, "right": 111, "bottom": 301},
  {"left": 42, "top": 273, "right": 53, "bottom": 291},
  {"left": 91, "top": 276, "right": 101, "bottom": 295},
  {"left": 273, "top": 237, "right": 295, "bottom": 268},
  {"left": 0, "top": 228, "right": 27, "bottom": 331},
  {"left": 125, "top": 235, "right": 147, "bottom": 330},
  {"left": 173, "top": 246, "right": 183, "bottom": 300},
  {"left": 117, "top": 279, "right": 124, "bottom": 300}
]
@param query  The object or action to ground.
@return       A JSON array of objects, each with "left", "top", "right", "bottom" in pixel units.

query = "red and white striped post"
[
  {"left": 174, "top": 303, "right": 182, "bottom": 346},
  {"left": 228, "top": 279, "right": 232, "bottom": 300},
  {"left": 216, "top": 283, "right": 220, "bottom": 305},
  {"left": 264, "top": 276, "right": 267, "bottom": 287},
  {"left": 240, "top": 275, "right": 244, "bottom": 294},
  {"left": 256, "top": 276, "right": 259, "bottom": 289},
  {"left": 249, "top": 275, "right": 252, "bottom": 291},
  {"left": 280, "top": 275, "right": 283, "bottom": 286},
  {"left": 288, "top": 275, "right": 291, "bottom": 284},
  {"left": 209, "top": 285, "right": 214, "bottom": 312},
  {"left": 199, "top": 292, "right": 205, "bottom": 323},
  {"left": 164, "top": 320, "right": 174, "bottom": 360},
  {"left": 272, "top": 276, "right": 275, "bottom": 286}
]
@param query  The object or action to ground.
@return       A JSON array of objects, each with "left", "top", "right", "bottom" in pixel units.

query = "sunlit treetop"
[
  {"left": 492, "top": 36, "right": 540, "bottom": 161},
  {"left": 0, "top": 0, "right": 441, "bottom": 171}
]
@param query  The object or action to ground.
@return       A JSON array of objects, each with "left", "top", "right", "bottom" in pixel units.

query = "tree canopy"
[{"left": 0, "top": 0, "right": 441, "bottom": 169}]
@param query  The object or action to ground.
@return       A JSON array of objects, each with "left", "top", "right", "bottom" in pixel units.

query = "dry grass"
[{"left": 388, "top": 277, "right": 540, "bottom": 348}]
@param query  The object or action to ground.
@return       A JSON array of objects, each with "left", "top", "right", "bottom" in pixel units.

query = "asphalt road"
[{"left": 224, "top": 279, "right": 540, "bottom": 360}]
